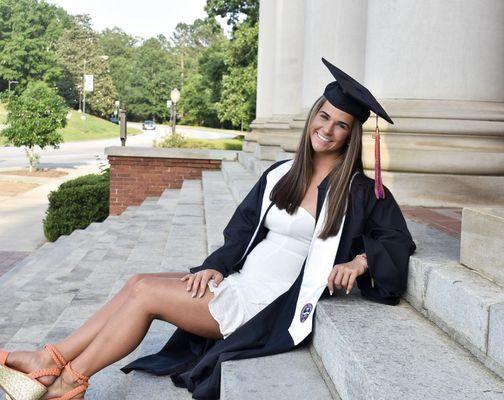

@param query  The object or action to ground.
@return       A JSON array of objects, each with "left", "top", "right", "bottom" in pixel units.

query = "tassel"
[{"left": 374, "top": 114, "right": 385, "bottom": 199}]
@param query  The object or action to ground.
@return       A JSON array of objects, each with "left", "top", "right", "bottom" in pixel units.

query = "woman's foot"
[
  {"left": 4, "top": 348, "right": 61, "bottom": 387},
  {"left": 41, "top": 363, "right": 88, "bottom": 400}
]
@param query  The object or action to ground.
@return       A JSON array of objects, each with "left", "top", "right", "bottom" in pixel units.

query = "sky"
[{"left": 46, "top": 0, "right": 211, "bottom": 40}]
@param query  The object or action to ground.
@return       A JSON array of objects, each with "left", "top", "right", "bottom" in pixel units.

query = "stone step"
[
  {"left": 313, "top": 294, "right": 504, "bottom": 399},
  {"left": 460, "top": 207, "right": 504, "bottom": 286},
  {"left": 221, "top": 346, "right": 336, "bottom": 400},
  {"left": 220, "top": 160, "right": 258, "bottom": 203},
  {"left": 406, "top": 219, "right": 504, "bottom": 379},
  {"left": 237, "top": 151, "right": 276, "bottom": 177},
  {"left": 0, "top": 193, "right": 180, "bottom": 349},
  {"left": 123, "top": 180, "right": 207, "bottom": 399},
  {"left": 201, "top": 171, "right": 236, "bottom": 254},
  {"left": 124, "top": 321, "right": 192, "bottom": 400}
]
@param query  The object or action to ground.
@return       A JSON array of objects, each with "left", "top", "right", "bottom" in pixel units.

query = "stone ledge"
[
  {"left": 313, "top": 295, "right": 504, "bottom": 400},
  {"left": 460, "top": 208, "right": 504, "bottom": 286},
  {"left": 105, "top": 146, "right": 238, "bottom": 161},
  {"left": 406, "top": 219, "right": 504, "bottom": 379}
]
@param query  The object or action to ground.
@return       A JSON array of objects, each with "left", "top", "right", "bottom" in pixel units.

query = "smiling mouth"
[{"left": 316, "top": 131, "right": 332, "bottom": 143}]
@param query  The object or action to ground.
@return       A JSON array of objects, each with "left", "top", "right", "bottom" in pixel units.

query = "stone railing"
[{"left": 105, "top": 147, "right": 237, "bottom": 215}]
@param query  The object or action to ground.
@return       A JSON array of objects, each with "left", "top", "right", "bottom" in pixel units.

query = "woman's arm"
[{"left": 353, "top": 185, "right": 417, "bottom": 305}]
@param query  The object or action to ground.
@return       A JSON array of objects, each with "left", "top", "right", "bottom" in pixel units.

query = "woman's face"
[{"left": 309, "top": 100, "right": 354, "bottom": 157}]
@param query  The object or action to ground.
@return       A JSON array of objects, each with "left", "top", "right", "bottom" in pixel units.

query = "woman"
[{"left": 0, "top": 58, "right": 416, "bottom": 400}]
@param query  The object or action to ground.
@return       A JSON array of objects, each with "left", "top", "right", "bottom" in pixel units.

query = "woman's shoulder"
[
  {"left": 264, "top": 159, "right": 292, "bottom": 173},
  {"left": 350, "top": 171, "right": 374, "bottom": 191}
]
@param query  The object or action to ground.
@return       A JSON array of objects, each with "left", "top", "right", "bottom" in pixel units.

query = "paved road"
[{"left": 0, "top": 122, "right": 169, "bottom": 170}]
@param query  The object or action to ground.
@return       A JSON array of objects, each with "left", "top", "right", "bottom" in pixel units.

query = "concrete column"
[
  {"left": 286, "top": 0, "right": 368, "bottom": 154},
  {"left": 246, "top": 0, "right": 277, "bottom": 153},
  {"left": 300, "top": 0, "right": 368, "bottom": 111},
  {"left": 360, "top": 0, "right": 504, "bottom": 207},
  {"left": 254, "top": 0, "right": 276, "bottom": 122},
  {"left": 253, "top": 0, "right": 305, "bottom": 160}
]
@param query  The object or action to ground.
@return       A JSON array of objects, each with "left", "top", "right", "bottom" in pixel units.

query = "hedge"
[{"left": 43, "top": 170, "right": 109, "bottom": 242}]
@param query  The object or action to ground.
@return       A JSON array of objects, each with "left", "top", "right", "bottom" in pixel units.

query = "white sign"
[
  {"left": 84, "top": 74, "right": 94, "bottom": 92},
  {"left": 166, "top": 100, "right": 172, "bottom": 108}
]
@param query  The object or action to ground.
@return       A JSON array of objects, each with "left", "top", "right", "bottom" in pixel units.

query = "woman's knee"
[{"left": 125, "top": 274, "right": 150, "bottom": 292}]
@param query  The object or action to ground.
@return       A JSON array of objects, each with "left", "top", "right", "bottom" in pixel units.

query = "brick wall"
[{"left": 108, "top": 155, "right": 221, "bottom": 215}]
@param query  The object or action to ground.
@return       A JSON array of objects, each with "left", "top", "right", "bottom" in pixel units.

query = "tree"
[
  {"left": 205, "top": 0, "right": 259, "bottom": 26},
  {"left": 180, "top": 73, "right": 217, "bottom": 126},
  {"left": 171, "top": 18, "right": 224, "bottom": 86},
  {"left": 1, "top": 81, "right": 68, "bottom": 171},
  {"left": 216, "top": 20, "right": 258, "bottom": 129},
  {"left": 56, "top": 15, "right": 116, "bottom": 117},
  {"left": 217, "top": 64, "right": 256, "bottom": 129},
  {"left": 0, "top": 0, "right": 70, "bottom": 90},
  {"left": 119, "top": 36, "right": 179, "bottom": 122}
]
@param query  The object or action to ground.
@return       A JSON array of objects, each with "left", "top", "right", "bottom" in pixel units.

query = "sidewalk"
[{"left": 0, "top": 163, "right": 102, "bottom": 254}]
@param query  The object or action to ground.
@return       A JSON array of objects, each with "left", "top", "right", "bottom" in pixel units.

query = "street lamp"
[
  {"left": 170, "top": 88, "right": 180, "bottom": 136},
  {"left": 9, "top": 81, "right": 19, "bottom": 92}
]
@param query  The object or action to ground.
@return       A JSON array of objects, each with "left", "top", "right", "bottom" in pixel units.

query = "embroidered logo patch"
[{"left": 300, "top": 303, "right": 313, "bottom": 323}]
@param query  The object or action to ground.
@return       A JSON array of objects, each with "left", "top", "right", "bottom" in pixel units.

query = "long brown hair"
[{"left": 270, "top": 95, "right": 364, "bottom": 239}]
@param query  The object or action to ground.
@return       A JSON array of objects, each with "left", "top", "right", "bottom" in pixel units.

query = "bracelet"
[{"left": 355, "top": 254, "right": 368, "bottom": 271}]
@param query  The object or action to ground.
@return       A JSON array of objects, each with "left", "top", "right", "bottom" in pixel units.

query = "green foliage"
[
  {"left": 158, "top": 132, "right": 187, "bottom": 148},
  {"left": 218, "top": 64, "right": 256, "bottom": 129},
  {"left": 216, "top": 21, "right": 258, "bottom": 130},
  {"left": 156, "top": 135, "right": 243, "bottom": 150},
  {"left": 0, "top": 0, "right": 70, "bottom": 90},
  {"left": 56, "top": 15, "right": 117, "bottom": 117},
  {"left": 180, "top": 73, "right": 218, "bottom": 126},
  {"left": 2, "top": 81, "right": 67, "bottom": 149},
  {"left": 205, "top": 0, "right": 259, "bottom": 25},
  {"left": 43, "top": 171, "right": 109, "bottom": 242},
  {"left": 0, "top": 0, "right": 260, "bottom": 131},
  {"left": 121, "top": 36, "right": 178, "bottom": 122}
]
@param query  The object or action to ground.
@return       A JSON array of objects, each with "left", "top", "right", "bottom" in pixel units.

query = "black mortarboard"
[
  {"left": 322, "top": 57, "right": 394, "bottom": 125},
  {"left": 321, "top": 57, "right": 392, "bottom": 199}
]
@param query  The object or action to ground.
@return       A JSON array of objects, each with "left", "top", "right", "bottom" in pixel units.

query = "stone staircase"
[{"left": 0, "top": 152, "right": 503, "bottom": 399}]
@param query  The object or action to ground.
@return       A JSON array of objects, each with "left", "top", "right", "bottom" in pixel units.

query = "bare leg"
[
  {"left": 5, "top": 272, "right": 187, "bottom": 387},
  {"left": 42, "top": 276, "right": 221, "bottom": 399}
]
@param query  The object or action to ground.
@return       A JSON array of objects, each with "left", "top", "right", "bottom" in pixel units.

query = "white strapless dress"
[{"left": 207, "top": 203, "right": 315, "bottom": 339}]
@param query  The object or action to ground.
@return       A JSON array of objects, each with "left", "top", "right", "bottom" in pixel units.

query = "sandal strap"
[
  {"left": 44, "top": 344, "right": 67, "bottom": 369},
  {"left": 54, "top": 383, "right": 87, "bottom": 400},
  {"left": 0, "top": 349, "right": 9, "bottom": 366},
  {"left": 65, "top": 362, "right": 89, "bottom": 386},
  {"left": 28, "top": 367, "right": 62, "bottom": 379}
]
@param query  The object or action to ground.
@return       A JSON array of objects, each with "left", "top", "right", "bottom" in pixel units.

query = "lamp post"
[
  {"left": 8, "top": 80, "right": 18, "bottom": 92},
  {"left": 170, "top": 88, "right": 180, "bottom": 136}
]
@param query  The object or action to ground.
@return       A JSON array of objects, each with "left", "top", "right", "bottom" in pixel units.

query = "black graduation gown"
[{"left": 120, "top": 159, "right": 417, "bottom": 399}]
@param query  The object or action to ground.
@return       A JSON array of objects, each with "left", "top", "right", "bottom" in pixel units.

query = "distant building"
[{"left": 247, "top": 0, "right": 504, "bottom": 207}]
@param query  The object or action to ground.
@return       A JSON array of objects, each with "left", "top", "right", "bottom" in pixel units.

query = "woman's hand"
[
  {"left": 181, "top": 269, "right": 224, "bottom": 298},
  {"left": 327, "top": 253, "right": 368, "bottom": 296}
]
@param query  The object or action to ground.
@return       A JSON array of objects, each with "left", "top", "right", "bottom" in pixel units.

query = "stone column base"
[{"left": 366, "top": 169, "right": 504, "bottom": 208}]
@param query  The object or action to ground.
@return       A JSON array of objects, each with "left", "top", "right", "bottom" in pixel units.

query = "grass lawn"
[
  {"left": 156, "top": 135, "right": 244, "bottom": 150},
  {"left": 0, "top": 107, "right": 141, "bottom": 145},
  {"left": 58, "top": 110, "right": 141, "bottom": 141},
  {"left": 183, "top": 137, "right": 244, "bottom": 150},
  {"left": 177, "top": 124, "right": 245, "bottom": 136}
]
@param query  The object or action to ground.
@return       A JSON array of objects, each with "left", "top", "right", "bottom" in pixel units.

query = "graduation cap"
[{"left": 321, "top": 57, "right": 393, "bottom": 199}]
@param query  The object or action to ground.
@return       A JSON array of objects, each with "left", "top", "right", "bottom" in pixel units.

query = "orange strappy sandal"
[
  {"left": 50, "top": 362, "right": 89, "bottom": 400},
  {"left": 0, "top": 344, "right": 67, "bottom": 400}
]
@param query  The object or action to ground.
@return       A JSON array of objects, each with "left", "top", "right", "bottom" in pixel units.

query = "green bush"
[{"left": 43, "top": 171, "right": 110, "bottom": 242}]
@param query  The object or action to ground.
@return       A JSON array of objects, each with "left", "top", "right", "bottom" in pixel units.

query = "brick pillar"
[{"left": 108, "top": 155, "right": 221, "bottom": 215}]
